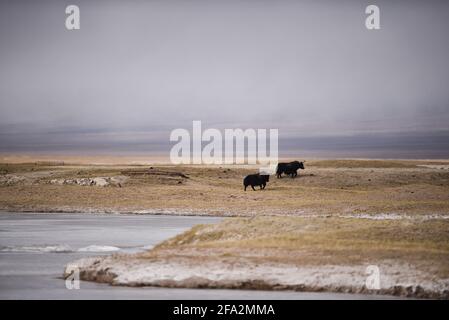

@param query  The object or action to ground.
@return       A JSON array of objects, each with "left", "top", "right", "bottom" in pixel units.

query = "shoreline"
[
  {"left": 62, "top": 214, "right": 449, "bottom": 300},
  {"left": 0, "top": 208, "right": 238, "bottom": 217},
  {"left": 2, "top": 209, "right": 449, "bottom": 221}
]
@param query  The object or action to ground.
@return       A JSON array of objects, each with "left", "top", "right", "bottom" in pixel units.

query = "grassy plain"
[{"left": 3, "top": 156, "right": 449, "bottom": 297}]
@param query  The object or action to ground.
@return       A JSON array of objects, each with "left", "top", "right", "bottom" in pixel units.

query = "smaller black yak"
[
  {"left": 276, "top": 161, "right": 305, "bottom": 178},
  {"left": 243, "top": 174, "right": 270, "bottom": 191}
]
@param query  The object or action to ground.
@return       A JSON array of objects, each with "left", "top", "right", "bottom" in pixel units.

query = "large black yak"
[
  {"left": 243, "top": 174, "right": 270, "bottom": 191},
  {"left": 276, "top": 161, "right": 305, "bottom": 178}
]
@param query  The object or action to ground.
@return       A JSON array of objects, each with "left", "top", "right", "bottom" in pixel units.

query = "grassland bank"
[
  {"left": 1, "top": 159, "right": 449, "bottom": 216},
  {"left": 66, "top": 216, "right": 449, "bottom": 298}
]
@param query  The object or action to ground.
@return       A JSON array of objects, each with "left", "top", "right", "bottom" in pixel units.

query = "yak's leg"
[
  {"left": 244, "top": 185, "right": 247, "bottom": 191},
  {"left": 251, "top": 185, "right": 256, "bottom": 191}
]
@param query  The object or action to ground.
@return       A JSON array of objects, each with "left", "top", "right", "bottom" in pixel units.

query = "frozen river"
[{"left": 0, "top": 213, "right": 396, "bottom": 299}]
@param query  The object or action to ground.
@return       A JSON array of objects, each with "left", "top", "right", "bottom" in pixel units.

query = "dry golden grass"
[
  {"left": 145, "top": 216, "right": 449, "bottom": 277},
  {"left": 1, "top": 159, "right": 449, "bottom": 216}
]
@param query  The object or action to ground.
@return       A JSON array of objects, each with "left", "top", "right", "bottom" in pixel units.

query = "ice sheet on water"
[
  {"left": 77, "top": 245, "right": 121, "bottom": 252},
  {"left": 1, "top": 244, "right": 122, "bottom": 253},
  {"left": 0, "top": 244, "right": 74, "bottom": 253}
]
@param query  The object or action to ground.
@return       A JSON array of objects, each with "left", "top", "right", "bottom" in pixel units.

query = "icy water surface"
[{"left": 0, "top": 213, "right": 399, "bottom": 299}]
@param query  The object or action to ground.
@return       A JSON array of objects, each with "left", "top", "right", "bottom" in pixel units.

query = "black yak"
[
  {"left": 276, "top": 161, "right": 305, "bottom": 178},
  {"left": 243, "top": 174, "right": 270, "bottom": 191}
]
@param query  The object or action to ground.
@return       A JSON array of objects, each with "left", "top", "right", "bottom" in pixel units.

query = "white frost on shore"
[
  {"left": 417, "top": 165, "right": 449, "bottom": 170},
  {"left": 335, "top": 213, "right": 449, "bottom": 220},
  {"left": 65, "top": 255, "right": 449, "bottom": 298}
]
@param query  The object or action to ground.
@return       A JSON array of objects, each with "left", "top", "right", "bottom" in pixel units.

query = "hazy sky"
[{"left": 1, "top": 0, "right": 449, "bottom": 156}]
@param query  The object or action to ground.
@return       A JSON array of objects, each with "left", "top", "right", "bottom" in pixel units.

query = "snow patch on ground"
[{"left": 417, "top": 165, "right": 449, "bottom": 170}]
